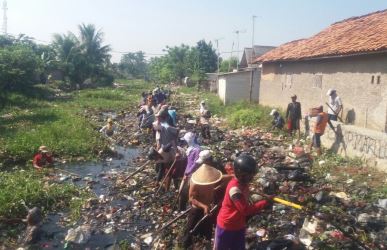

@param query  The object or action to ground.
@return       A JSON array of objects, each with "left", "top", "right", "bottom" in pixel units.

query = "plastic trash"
[{"left": 64, "top": 225, "right": 91, "bottom": 244}]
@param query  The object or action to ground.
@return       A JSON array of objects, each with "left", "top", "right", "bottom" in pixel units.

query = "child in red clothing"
[
  {"left": 33, "top": 145, "right": 53, "bottom": 170},
  {"left": 215, "top": 154, "right": 271, "bottom": 250}
]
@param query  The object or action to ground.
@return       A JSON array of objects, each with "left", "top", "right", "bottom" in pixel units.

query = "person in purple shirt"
[{"left": 178, "top": 132, "right": 201, "bottom": 211}]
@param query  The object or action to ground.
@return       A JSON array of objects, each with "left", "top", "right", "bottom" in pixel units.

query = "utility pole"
[
  {"left": 251, "top": 15, "right": 257, "bottom": 66},
  {"left": 214, "top": 37, "right": 223, "bottom": 74},
  {"left": 2, "top": 0, "right": 7, "bottom": 35},
  {"left": 228, "top": 41, "right": 234, "bottom": 72},
  {"left": 233, "top": 29, "right": 246, "bottom": 70}
]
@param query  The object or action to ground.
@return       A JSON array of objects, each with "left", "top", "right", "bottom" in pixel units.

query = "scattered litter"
[{"left": 64, "top": 225, "right": 91, "bottom": 244}]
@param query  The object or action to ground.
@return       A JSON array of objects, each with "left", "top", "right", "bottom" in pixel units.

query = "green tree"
[
  {"left": 219, "top": 57, "right": 238, "bottom": 72},
  {"left": 148, "top": 56, "right": 174, "bottom": 84},
  {"left": 194, "top": 40, "right": 218, "bottom": 73},
  {"left": 52, "top": 33, "right": 85, "bottom": 85},
  {"left": 51, "top": 24, "right": 113, "bottom": 87},
  {"left": 0, "top": 44, "right": 42, "bottom": 96},
  {"left": 164, "top": 44, "right": 191, "bottom": 84},
  {"left": 119, "top": 51, "right": 147, "bottom": 78},
  {"left": 78, "top": 24, "right": 111, "bottom": 78}
]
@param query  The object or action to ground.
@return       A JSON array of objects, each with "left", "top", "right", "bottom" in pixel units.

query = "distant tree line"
[
  {"left": 0, "top": 23, "right": 113, "bottom": 99},
  {"left": 116, "top": 40, "right": 219, "bottom": 85},
  {"left": 0, "top": 26, "right": 237, "bottom": 101}
]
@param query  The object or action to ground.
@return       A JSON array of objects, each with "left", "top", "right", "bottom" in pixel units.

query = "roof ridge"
[{"left": 332, "top": 9, "right": 387, "bottom": 26}]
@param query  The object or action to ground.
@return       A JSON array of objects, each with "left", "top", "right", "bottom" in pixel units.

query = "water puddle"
[{"left": 35, "top": 145, "right": 146, "bottom": 249}]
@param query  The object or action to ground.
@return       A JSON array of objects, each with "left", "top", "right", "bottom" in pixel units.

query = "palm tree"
[
  {"left": 52, "top": 33, "right": 85, "bottom": 84},
  {"left": 78, "top": 24, "right": 111, "bottom": 71}
]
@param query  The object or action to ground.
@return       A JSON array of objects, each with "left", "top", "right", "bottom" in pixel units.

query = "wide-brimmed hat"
[
  {"left": 195, "top": 150, "right": 212, "bottom": 164},
  {"left": 191, "top": 164, "right": 222, "bottom": 186},
  {"left": 39, "top": 145, "right": 49, "bottom": 153},
  {"left": 107, "top": 118, "right": 113, "bottom": 123}
]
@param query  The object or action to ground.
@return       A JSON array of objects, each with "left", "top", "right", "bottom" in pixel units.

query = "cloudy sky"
[{"left": 6, "top": 0, "right": 387, "bottom": 62}]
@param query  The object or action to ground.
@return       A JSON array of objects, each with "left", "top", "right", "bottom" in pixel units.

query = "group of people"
[
  {"left": 135, "top": 90, "right": 273, "bottom": 249},
  {"left": 270, "top": 88, "right": 343, "bottom": 155},
  {"left": 31, "top": 86, "right": 344, "bottom": 249}
]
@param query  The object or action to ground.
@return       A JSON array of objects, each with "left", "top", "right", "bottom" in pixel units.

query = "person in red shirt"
[
  {"left": 215, "top": 154, "right": 271, "bottom": 250},
  {"left": 33, "top": 146, "right": 53, "bottom": 170}
]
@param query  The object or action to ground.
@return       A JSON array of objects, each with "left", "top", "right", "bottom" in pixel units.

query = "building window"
[
  {"left": 377, "top": 75, "right": 381, "bottom": 84},
  {"left": 312, "top": 74, "right": 322, "bottom": 89},
  {"left": 371, "top": 75, "right": 374, "bottom": 84},
  {"left": 285, "top": 74, "right": 292, "bottom": 89}
]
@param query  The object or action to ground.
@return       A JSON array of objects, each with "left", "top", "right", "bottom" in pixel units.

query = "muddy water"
[{"left": 35, "top": 146, "right": 146, "bottom": 249}]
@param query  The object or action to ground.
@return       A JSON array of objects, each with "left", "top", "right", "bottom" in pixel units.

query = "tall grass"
[
  {"left": 0, "top": 79, "right": 153, "bottom": 164},
  {"left": 0, "top": 170, "right": 89, "bottom": 218},
  {"left": 180, "top": 87, "right": 278, "bottom": 129}
]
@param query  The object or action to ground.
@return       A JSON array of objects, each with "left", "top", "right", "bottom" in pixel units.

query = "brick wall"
[{"left": 259, "top": 53, "right": 387, "bottom": 132}]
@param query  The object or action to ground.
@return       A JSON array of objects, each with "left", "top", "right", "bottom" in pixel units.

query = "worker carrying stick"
[
  {"left": 326, "top": 88, "right": 343, "bottom": 130},
  {"left": 180, "top": 163, "right": 231, "bottom": 249}
]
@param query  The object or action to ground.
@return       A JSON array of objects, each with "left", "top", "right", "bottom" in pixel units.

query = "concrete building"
[
  {"left": 255, "top": 10, "right": 387, "bottom": 132},
  {"left": 218, "top": 69, "right": 260, "bottom": 105},
  {"left": 216, "top": 45, "right": 275, "bottom": 105}
]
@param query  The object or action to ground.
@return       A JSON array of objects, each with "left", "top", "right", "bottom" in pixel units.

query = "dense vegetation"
[
  {"left": 0, "top": 24, "right": 113, "bottom": 107},
  {"left": 0, "top": 80, "right": 151, "bottom": 166}
]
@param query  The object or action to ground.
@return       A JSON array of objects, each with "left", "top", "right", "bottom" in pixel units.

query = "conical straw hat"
[{"left": 191, "top": 164, "right": 222, "bottom": 186}]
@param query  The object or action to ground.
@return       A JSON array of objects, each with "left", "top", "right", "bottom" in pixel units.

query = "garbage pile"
[{"left": 27, "top": 89, "right": 386, "bottom": 250}]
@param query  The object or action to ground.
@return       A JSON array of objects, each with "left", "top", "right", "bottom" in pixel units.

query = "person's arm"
[
  {"left": 184, "top": 148, "right": 200, "bottom": 177},
  {"left": 189, "top": 185, "right": 209, "bottom": 214},
  {"left": 316, "top": 114, "right": 322, "bottom": 126},
  {"left": 99, "top": 125, "right": 106, "bottom": 133},
  {"left": 230, "top": 187, "right": 269, "bottom": 216},
  {"left": 33, "top": 155, "right": 42, "bottom": 170},
  {"left": 336, "top": 97, "right": 343, "bottom": 115}
]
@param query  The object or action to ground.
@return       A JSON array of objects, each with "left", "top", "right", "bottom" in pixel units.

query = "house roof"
[
  {"left": 240, "top": 45, "right": 276, "bottom": 67},
  {"left": 255, "top": 9, "right": 387, "bottom": 63}
]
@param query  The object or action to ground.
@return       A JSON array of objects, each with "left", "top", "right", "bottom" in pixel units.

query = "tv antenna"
[{"left": 233, "top": 29, "right": 246, "bottom": 70}]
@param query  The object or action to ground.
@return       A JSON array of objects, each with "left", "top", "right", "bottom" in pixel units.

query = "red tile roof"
[{"left": 255, "top": 9, "right": 387, "bottom": 63}]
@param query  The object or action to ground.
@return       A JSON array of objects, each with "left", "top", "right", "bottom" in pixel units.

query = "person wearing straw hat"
[
  {"left": 270, "top": 109, "right": 285, "bottom": 130},
  {"left": 181, "top": 163, "right": 226, "bottom": 248},
  {"left": 33, "top": 145, "right": 53, "bottom": 170},
  {"left": 286, "top": 94, "right": 302, "bottom": 139},
  {"left": 100, "top": 118, "right": 116, "bottom": 137}
]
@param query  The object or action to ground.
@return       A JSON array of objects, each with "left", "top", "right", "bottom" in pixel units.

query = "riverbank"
[
  {"left": 1, "top": 83, "right": 386, "bottom": 249},
  {"left": 0, "top": 79, "right": 151, "bottom": 167}
]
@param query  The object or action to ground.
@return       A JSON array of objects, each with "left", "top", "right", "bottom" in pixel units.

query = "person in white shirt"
[
  {"left": 326, "top": 89, "right": 343, "bottom": 121},
  {"left": 199, "top": 101, "right": 211, "bottom": 139}
]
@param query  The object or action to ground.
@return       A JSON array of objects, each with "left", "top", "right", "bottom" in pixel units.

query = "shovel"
[
  {"left": 140, "top": 207, "right": 192, "bottom": 246},
  {"left": 189, "top": 204, "right": 219, "bottom": 234},
  {"left": 155, "top": 158, "right": 177, "bottom": 194},
  {"left": 123, "top": 160, "right": 150, "bottom": 182}
]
